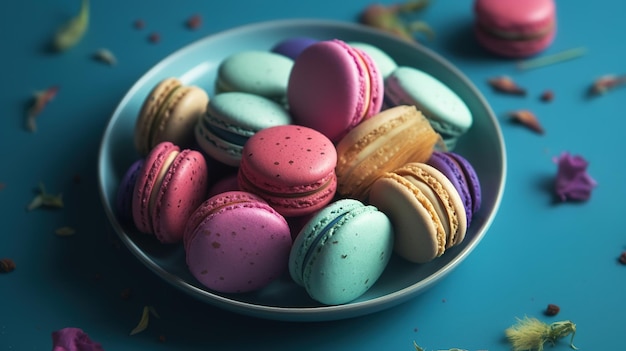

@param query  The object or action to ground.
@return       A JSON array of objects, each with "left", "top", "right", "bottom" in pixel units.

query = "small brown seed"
[
  {"left": 540, "top": 90, "right": 554, "bottom": 102},
  {"left": 0, "top": 258, "right": 16, "bottom": 273},
  {"left": 619, "top": 251, "right": 626, "bottom": 265},
  {"left": 545, "top": 303, "right": 560, "bottom": 316}
]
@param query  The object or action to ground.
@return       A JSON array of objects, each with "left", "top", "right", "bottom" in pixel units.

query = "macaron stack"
[{"left": 115, "top": 36, "right": 483, "bottom": 305}]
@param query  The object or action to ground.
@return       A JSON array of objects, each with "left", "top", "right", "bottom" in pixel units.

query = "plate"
[{"left": 98, "top": 19, "right": 506, "bottom": 322}]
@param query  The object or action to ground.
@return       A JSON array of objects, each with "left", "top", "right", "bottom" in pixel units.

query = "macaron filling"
[
  {"left": 477, "top": 20, "right": 555, "bottom": 41},
  {"left": 200, "top": 117, "right": 250, "bottom": 147}
]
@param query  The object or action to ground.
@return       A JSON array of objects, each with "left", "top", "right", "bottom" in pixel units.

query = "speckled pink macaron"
[
  {"left": 183, "top": 191, "right": 292, "bottom": 293},
  {"left": 287, "top": 39, "right": 384, "bottom": 142},
  {"left": 132, "top": 141, "right": 209, "bottom": 244},
  {"left": 238, "top": 125, "right": 337, "bottom": 217}
]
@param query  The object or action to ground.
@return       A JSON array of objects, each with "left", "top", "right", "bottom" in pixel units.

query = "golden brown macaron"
[
  {"left": 335, "top": 105, "right": 440, "bottom": 201},
  {"left": 134, "top": 77, "right": 209, "bottom": 156}
]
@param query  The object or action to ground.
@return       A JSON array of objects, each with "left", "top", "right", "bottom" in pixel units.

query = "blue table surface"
[{"left": 2, "top": 0, "right": 625, "bottom": 349}]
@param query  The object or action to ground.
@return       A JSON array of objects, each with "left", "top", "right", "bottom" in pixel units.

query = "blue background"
[{"left": 1, "top": 0, "right": 624, "bottom": 349}]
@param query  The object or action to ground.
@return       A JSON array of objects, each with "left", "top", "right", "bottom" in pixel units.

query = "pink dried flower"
[
  {"left": 52, "top": 328, "right": 104, "bottom": 351},
  {"left": 553, "top": 152, "right": 597, "bottom": 202}
]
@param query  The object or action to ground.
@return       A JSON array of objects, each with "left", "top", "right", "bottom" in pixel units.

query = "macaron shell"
[
  {"left": 133, "top": 142, "right": 180, "bottom": 234},
  {"left": 151, "top": 148, "right": 209, "bottom": 244},
  {"left": 216, "top": 51, "right": 294, "bottom": 101},
  {"left": 427, "top": 151, "right": 473, "bottom": 225},
  {"left": 149, "top": 86, "right": 208, "bottom": 152},
  {"left": 385, "top": 67, "right": 472, "bottom": 144},
  {"left": 370, "top": 172, "right": 444, "bottom": 263},
  {"left": 348, "top": 42, "right": 398, "bottom": 78},
  {"left": 335, "top": 105, "right": 440, "bottom": 201},
  {"left": 115, "top": 159, "right": 145, "bottom": 223},
  {"left": 185, "top": 192, "right": 292, "bottom": 293},
  {"left": 271, "top": 37, "right": 319, "bottom": 60},
  {"left": 134, "top": 78, "right": 181, "bottom": 155},
  {"left": 287, "top": 39, "right": 383, "bottom": 142},
  {"left": 474, "top": 0, "right": 555, "bottom": 36},
  {"left": 238, "top": 125, "right": 337, "bottom": 216},
  {"left": 447, "top": 152, "right": 482, "bottom": 215}
]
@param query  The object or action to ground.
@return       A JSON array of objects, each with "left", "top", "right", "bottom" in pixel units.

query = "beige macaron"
[
  {"left": 369, "top": 162, "right": 467, "bottom": 263},
  {"left": 335, "top": 105, "right": 440, "bottom": 201},
  {"left": 134, "top": 77, "right": 209, "bottom": 156}
]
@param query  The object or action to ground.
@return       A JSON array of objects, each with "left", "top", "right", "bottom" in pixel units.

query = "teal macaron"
[
  {"left": 216, "top": 51, "right": 294, "bottom": 103},
  {"left": 384, "top": 66, "right": 473, "bottom": 150},
  {"left": 288, "top": 198, "right": 394, "bottom": 305},
  {"left": 195, "top": 92, "right": 292, "bottom": 167}
]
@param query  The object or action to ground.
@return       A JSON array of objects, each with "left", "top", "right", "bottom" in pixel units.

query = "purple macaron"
[
  {"left": 271, "top": 37, "right": 319, "bottom": 60},
  {"left": 115, "top": 159, "right": 145, "bottom": 224},
  {"left": 427, "top": 151, "right": 481, "bottom": 225}
]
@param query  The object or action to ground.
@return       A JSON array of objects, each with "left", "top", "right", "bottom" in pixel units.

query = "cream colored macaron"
[
  {"left": 369, "top": 162, "right": 467, "bottom": 263},
  {"left": 134, "top": 77, "right": 209, "bottom": 156}
]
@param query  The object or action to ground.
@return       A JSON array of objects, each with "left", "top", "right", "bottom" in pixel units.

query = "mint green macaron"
[
  {"left": 216, "top": 51, "right": 294, "bottom": 103},
  {"left": 195, "top": 92, "right": 292, "bottom": 167},
  {"left": 384, "top": 66, "right": 473, "bottom": 150},
  {"left": 289, "top": 198, "right": 394, "bottom": 305}
]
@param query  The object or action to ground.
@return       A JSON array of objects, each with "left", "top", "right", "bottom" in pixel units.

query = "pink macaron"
[
  {"left": 287, "top": 39, "right": 384, "bottom": 142},
  {"left": 132, "top": 141, "right": 209, "bottom": 244},
  {"left": 183, "top": 191, "right": 292, "bottom": 293},
  {"left": 474, "top": 0, "right": 556, "bottom": 58},
  {"left": 238, "top": 125, "right": 337, "bottom": 217}
]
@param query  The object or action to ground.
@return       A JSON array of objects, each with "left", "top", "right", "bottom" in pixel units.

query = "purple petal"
[
  {"left": 553, "top": 152, "right": 597, "bottom": 202},
  {"left": 52, "top": 328, "right": 104, "bottom": 351}
]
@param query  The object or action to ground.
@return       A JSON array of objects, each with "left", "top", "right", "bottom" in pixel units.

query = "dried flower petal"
[
  {"left": 51, "top": 327, "right": 104, "bottom": 351},
  {"left": 553, "top": 152, "right": 597, "bottom": 202},
  {"left": 509, "top": 110, "right": 544, "bottom": 134},
  {"left": 92, "top": 49, "right": 117, "bottom": 65},
  {"left": 55, "top": 227, "right": 76, "bottom": 236},
  {"left": 517, "top": 47, "right": 587, "bottom": 70},
  {"left": 588, "top": 74, "right": 626, "bottom": 96},
  {"left": 619, "top": 252, "right": 626, "bottom": 265},
  {"left": 506, "top": 317, "right": 578, "bottom": 351},
  {"left": 27, "top": 183, "right": 64, "bottom": 210},
  {"left": 148, "top": 32, "right": 161, "bottom": 44},
  {"left": 130, "top": 305, "right": 159, "bottom": 335},
  {"left": 488, "top": 76, "right": 526, "bottom": 96},
  {"left": 53, "top": 0, "right": 89, "bottom": 51},
  {"left": 26, "top": 86, "right": 60, "bottom": 132},
  {"left": 360, "top": 1, "right": 433, "bottom": 42}
]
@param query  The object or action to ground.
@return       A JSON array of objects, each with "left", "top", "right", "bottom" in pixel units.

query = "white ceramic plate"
[{"left": 98, "top": 19, "right": 506, "bottom": 322}]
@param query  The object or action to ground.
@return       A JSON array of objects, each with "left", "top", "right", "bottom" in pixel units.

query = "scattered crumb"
[
  {"left": 544, "top": 303, "right": 560, "bottom": 316},
  {"left": 540, "top": 90, "right": 554, "bottom": 102},
  {"left": 0, "top": 258, "right": 16, "bottom": 273},
  {"left": 148, "top": 32, "right": 161, "bottom": 43},
  {"left": 619, "top": 252, "right": 626, "bottom": 265},
  {"left": 55, "top": 226, "right": 76, "bottom": 236},
  {"left": 133, "top": 19, "right": 145, "bottom": 30},
  {"left": 186, "top": 14, "right": 202, "bottom": 30}
]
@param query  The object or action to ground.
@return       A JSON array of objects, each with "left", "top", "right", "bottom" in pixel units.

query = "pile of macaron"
[{"left": 115, "top": 36, "right": 481, "bottom": 306}]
